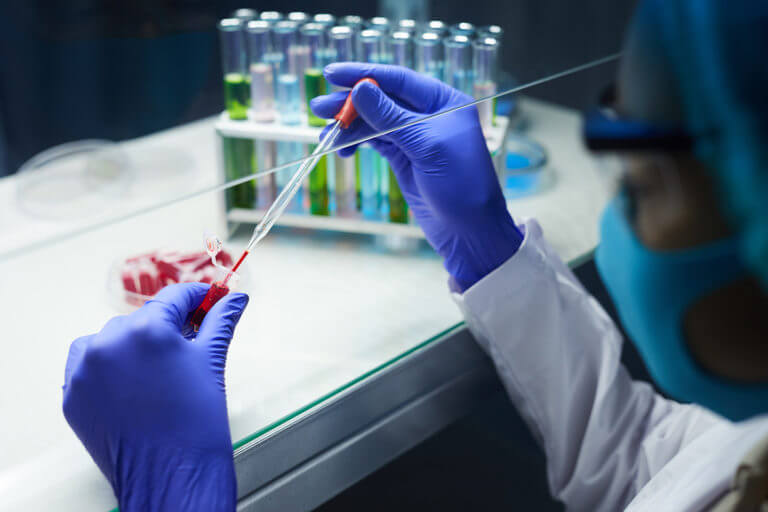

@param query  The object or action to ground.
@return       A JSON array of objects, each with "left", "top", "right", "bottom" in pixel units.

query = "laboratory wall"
[{"left": 0, "top": 0, "right": 635, "bottom": 175}]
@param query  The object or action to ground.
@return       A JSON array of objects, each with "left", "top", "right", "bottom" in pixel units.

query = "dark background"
[{"left": 0, "top": 0, "right": 636, "bottom": 176}]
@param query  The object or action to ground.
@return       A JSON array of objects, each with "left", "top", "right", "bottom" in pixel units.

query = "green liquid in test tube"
[
  {"left": 386, "top": 31, "right": 412, "bottom": 223},
  {"left": 305, "top": 68, "right": 327, "bottom": 126},
  {"left": 308, "top": 144, "right": 329, "bottom": 215},
  {"left": 220, "top": 19, "right": 256, "bottom": 209},
  {"left": 301, "top": 23, "right": 331, "bottom": 215}
]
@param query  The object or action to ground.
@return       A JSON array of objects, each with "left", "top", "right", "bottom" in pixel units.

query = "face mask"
[{"left": 596, "top": 198, "right": 768, "bottom": 421}]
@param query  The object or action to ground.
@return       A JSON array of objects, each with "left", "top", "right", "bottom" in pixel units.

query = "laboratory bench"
[{"left": 0, "top": 97, "right": 611, "bottom": 512}]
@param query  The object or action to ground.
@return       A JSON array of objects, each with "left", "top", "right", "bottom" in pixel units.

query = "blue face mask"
[{"left": 596, "top": 198, "right": 768, "bottom": 421}]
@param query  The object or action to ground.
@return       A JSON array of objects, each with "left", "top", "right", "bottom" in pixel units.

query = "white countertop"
[{"left": 0, "top": 97, "right": 612, "bottom": 511}]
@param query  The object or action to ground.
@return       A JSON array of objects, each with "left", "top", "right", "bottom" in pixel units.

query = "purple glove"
[
  {"left": 63, "top": 283, "right": 248, "bottom": 511},
  {"left": 311, "top": 63, "right": 522, "bottom": 289}
]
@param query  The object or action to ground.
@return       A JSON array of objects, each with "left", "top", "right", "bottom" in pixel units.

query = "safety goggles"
[{"left": 582, "top": 85, "right": 694, "bottom": 153}]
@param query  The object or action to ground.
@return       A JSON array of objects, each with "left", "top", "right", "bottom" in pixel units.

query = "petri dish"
[
  {"left": 15, "top": 139, "right": 133, "bottom": 220},
  {"left": 502, "top": 134, "right": 551, "bottom": 198}
]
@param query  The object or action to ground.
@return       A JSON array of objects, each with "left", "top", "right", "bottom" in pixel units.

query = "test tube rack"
[{"left": 214, "top": 111, "right": 510, "bottom": 239}]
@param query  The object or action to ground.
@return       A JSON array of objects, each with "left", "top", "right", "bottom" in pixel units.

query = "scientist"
[{"left": 62, "top": 0, "right": 768, "bottom": 510}]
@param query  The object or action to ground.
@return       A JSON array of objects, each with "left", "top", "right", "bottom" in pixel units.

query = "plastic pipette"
[{"left": 190, "top": 78, "right": 379, "bottom": 330}]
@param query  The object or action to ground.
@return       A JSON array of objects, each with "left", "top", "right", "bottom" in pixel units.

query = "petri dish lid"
[{"left": 15, "top": 139, "right": 133, "bottom": 220}]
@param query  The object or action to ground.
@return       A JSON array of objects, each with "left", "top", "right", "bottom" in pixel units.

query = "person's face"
[{"left": 612, "top": 44, "right": 768, "bottom": 382}]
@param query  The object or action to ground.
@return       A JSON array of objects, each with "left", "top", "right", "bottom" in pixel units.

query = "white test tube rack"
[{"left": 214, "top": 110, "right": 510, "bottom": 239}]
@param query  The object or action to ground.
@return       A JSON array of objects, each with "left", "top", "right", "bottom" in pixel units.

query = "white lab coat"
[{"left": 452, "top": 219, "right": 768, "bottom": 511}]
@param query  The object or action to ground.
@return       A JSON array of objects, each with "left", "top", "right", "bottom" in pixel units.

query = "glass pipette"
[{"left": 191, "top": 78, "right": 379, "bottom": 330}]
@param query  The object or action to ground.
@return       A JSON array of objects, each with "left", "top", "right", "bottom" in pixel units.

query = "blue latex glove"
[
  {"left": 62, "top": 283, "right": 249, "bottom": 511},
  {"left": 311, "top": 63, "right": 523, "bottom": 289}
]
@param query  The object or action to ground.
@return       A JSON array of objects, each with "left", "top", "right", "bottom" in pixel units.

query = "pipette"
[{"left": 190, "top": 78, "right": 379, "bottom": 330}]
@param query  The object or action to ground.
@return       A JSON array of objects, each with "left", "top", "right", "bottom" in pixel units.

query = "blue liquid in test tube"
[{"left": 276, "top": 73, "right": 304, "bottom": 212}]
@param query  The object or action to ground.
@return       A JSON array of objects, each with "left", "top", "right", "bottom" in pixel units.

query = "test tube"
[
  {"left": 358, "top": 29, "right": 385, "bottom": 219},
  {"left": 219, "top": 18, "right": 256, "bottom": 209},
  {"left": 246, "top": 20, "right": 277, "bottom": 206},
  {"left": 301, "top": 23, "right": 331, "bottom": 215},
  {"left": 424, "top": 20, "right": 448, "bottom": 38},
  {"left": 414, "top": 31, "right": 443, "bottom": 80},
  {"left": 275, "top": 73, "right": 303, "bottom": 212},
  {"left": 219, "top": 19, "right": 250, "bottom": 119},
  {"left": 450, "top": 22, "right": 476, "bottom": 39},
  {"left": 259, "top": 11, "right": 284, "bottom": 23},
  {"left": 389, "top": 31, "right": 413, "bottom": 68},
  {"left": 340, "top": 15, "right": 363, "bottom": 59},
  {"left": 473, "top": 37, "right": 499, "bottom": 132},
  {"left": 329, "top": 26, "right": 357, "bottom": 215},
  {"left": 272, "top": 20, "right": 298, "bottom": 76},
  {"left": 385, "top": 31, "right": 413, "bottom": 223},
  {"left": 287, "top": 12, "right": 309, "bottom": 25},
  {"left": 246, "top": 21, "right": 275, "bottom": 122},
  {"left": 443, "top": 34, "right": 472, "bottom": 95},
  {"left": 396, "top": 19, "right": 418, "bottom": 34}
]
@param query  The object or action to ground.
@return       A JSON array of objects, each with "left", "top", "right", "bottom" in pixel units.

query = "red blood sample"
[
  {"left": 138, "top": 267, "right": 156, "bottom": 295},
  {"left": 190, "top": 281, "right": 230, "bottom": 331},
  {"left": 122, "top": 270, "right": 138, "bottom": 293}
]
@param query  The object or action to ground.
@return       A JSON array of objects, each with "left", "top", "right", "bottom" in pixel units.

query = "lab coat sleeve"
[{"left": 452, "top": 219, "right": 725, "bottom": 511}]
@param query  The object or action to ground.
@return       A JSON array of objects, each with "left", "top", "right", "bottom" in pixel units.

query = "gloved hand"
[
  {"left": 311, "top": 63, "right": 523, "bottom": 289},
  {"left": 62, "top": 283, "right": 249, "bottom": 512}
]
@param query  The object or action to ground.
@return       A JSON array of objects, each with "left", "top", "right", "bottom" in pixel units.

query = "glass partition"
[{"left": 0, "top": 1, "right": 633, "bottom": 510}]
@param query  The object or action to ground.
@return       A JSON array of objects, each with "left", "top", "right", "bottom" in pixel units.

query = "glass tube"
[
  {"left": 299, "top": 24, "right": 331, "bottom": 215},
  {"left": 450, "top": 22, "right": 476, "bottom": 39},
  {"left": 272, "top": 20, "right": 298, "bottom": 76},
  {"left": 340, "top": 15, "right": 363, "bottom": 59},
  {"left": 287, "top": 12, "right": 309, "bottom": 25},
  {"left": 219, "top": 19, "right": 249, "bottom": 119},
  {"left": 259, "top": 11, "right": 283, "bottom": 23},
  {"left": 276, "top": 74, "right": 300, "bottom": 125},
  {"left": 220, "top": 18, "right": 255, "bottom": 209},
  {"left": 414, "top": 31, "right": 443, "bottom": 80},
  {"left": 329, "top": 26, "right": 356, "bottom": 215},
  {"left": 385, "top": 30, "right": 413, "bottom": 223},
  {"left": 443, "top": 34, "right": 472, "bottom": 95},
  {"left": 424, "top": 20, "right": 448, "bottom": 37},
  {"left": 396, "top": 19, "right": 418, "bottom": 34},
  {"left": 389, "top": 31, "right": 413, "bottom": 68},
  {"left": 359, "top": 29, "right": 385, "bottom": 219},
  {"left": 473, "top": 37, "right": 499, "bottom": 132},
  {"left": 246, "top": 20, "right": 275, "bottom": 122},
  {"left": 360, "top": 29, "right": 385, "bottom": 63},
  {"left": 329, "top": 26, "right": 354, "bottom": 63}
]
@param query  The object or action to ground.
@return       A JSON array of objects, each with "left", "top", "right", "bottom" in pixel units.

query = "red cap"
[{"left": 334, "top": 78, "right": 380, "bottom": 129}]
